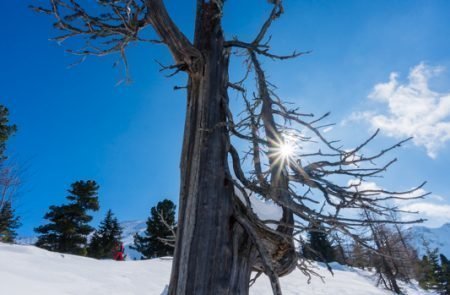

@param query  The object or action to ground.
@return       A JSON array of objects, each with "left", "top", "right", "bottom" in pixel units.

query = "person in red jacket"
[{"left": 113, "top": 242, "right": 125, "bottom": 261}]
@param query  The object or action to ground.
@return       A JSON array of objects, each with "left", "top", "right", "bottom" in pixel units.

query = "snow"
[
  {"left": 409, "top": 223, "right": 450, "bottom": 258},
  {"left": 120, "top": 220, "right": 147, "bottom": 246},
  {"left": 16, "top": 236, "right": 38, "bottom": 245},
  {"left": 120, "top": 220, "right": 147, "bottom": 260},
  {"left": 0, "top": 243, "right": 433, "bottom": 295},
  {"left": 234, "top": 186, "right": 283, "bottom": 229},
  {"left": 0, "top": 243, "right": 171, "bottom": 295}
]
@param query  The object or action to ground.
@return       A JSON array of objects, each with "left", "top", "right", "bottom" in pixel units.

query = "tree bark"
[{"left": 168, "top": 2, "right": 254, "bottom": 294}]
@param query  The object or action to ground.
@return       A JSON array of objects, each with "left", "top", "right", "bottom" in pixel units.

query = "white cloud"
[
  {"left": 400, "top": 202, "right": 450, "bottom": 228},
  {"left": 347, "top": 179, "right": 382, "bottom": 192},
  {"left": 322, "top": 126, "right": 334, "bottom": 133},
  {"left": 355, "top": 63, "right": 450, "bottom": 158},
  {"left": 392, "top": 189, "right": 450, "bottom": 227},
  {"left": 346, "top": 179, "right": 450, "bottom": 228}
]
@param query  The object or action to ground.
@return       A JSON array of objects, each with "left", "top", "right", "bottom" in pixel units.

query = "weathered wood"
[
  {"left": 145, "top": 0, "right": 202, "bottom": 73},
  {"left": 168, "top": 2, "right": 252, "bottom": 294}
]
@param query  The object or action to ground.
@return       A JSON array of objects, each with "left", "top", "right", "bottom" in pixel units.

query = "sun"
[
  {"left": 272, "top": 133, "right": 299, "bottom": 166},
  {"left": 279, "top": 142, "right": 294, "bottom": 158}
]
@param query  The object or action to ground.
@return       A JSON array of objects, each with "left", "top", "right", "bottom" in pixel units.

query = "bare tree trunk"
[{"left": 168, "top": 2, "right": 254, "bottom": 294}]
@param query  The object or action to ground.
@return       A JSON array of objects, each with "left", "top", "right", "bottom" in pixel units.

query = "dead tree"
[
  {"left": 33, "top": 1, "right": 428, "bottom": 294},
  {"left": 0, "top": 163, "right": 20, "bottom": 209},
  {"left": 0, "top": 104, "right": 18, "bottom": 208},
  {"left": 364, "top": 210, "right": 402, "bottom": 294},
  {"left": 155, "top": 208, "right": 177, "bottom": 249},
  {"left": 0, "top": 163, "right": 21, "bottom": 243},
  {"left": 364, "top": 210, "right": 419, "bottom": 294}
]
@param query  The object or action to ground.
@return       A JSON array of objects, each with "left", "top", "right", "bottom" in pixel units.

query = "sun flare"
[{"left": 278, "top": 142, "right": 295, "bottom": 158}]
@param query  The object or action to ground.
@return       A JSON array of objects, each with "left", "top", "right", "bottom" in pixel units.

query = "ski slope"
[{"left": 0, "top": 243, "right": 431, "bottom": 295}]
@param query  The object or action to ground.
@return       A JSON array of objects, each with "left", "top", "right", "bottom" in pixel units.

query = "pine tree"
[
  {"left": 419, "top": 248, "right": 442, "bottom": 291},
  {"left": 0, "top": 104, "right": 20, "bottom": 243},
  {"left": 35, "top": 180, "right": 100, "bottom": 255},
  {"left": 302, "top": 222, "right": 335, "bottom": 263},
  {"left": 88, "top": 209, "right": 123, "bottom": 259},
  {"left": 419, "top": 255, "right": 433, "bottom": 288},
  {"left": 0, "top": 201, "right": 21, "bottom": 242},
  {"left": 132, "top": 199, "right": 176, "bottom": 259},
  {"left": 438, "top": 254, "right": 450, "bottom": 295},
  {"left": 0, "top": 105, "right": 17, "bottom": 160}
]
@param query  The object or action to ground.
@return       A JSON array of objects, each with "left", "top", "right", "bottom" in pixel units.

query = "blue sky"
[{"left": 1, "top": 0, "right": 450, "bottom": 236}]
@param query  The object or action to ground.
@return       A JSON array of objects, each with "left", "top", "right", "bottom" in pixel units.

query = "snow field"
[{"left": 0, "top": 243, "right": 432, "bottom": 295}]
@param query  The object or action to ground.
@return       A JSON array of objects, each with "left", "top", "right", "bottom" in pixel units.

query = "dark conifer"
[
  {"left": 0, "top": 105, "right": 17, "bottom": 160},
  {"left": 438, "top": 254, "right": 450, "bottom": 295},
  {"left": 35, "top": 180, "right": 100, "bottom": 255},
  {"left": 0, "top": 201, "right": 21, "bottom": 242},
  {"left": 0, "top": 104, "right": 20, "bottom": 243},
  {"left": 302, "top": 222, "right": 335, "bottom": 263},
  {"left": 419, "top": 248, "right": 442, "bottom": 291},
  {"left": 132, "top": 199, "right": 176, "bottom": 259},
  {"left": 88, "top": 209, "right": 123, "bottom": 259}
]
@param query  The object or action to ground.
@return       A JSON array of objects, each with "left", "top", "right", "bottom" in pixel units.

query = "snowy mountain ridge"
[
  {"left": 118, "top": 220, "right": 147, "bottom": 260},
  {"left": 408, "top": 222, "right": 450, "bottom": 258}
]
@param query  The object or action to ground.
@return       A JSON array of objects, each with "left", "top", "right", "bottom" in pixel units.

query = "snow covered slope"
[
  {"left": 0, "top": 243, "right": 431, "bottom": 295},
  {"left": 0, "top": 242, "right": 170, "bottom": 295},
  {"left": 409, "top": 223, "right": 450, "bottom": 258}
]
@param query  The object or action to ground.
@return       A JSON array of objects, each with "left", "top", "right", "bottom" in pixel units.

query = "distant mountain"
[
  {"left": 409, "top": 223, "right": 450, "bottom": 258},
  {"left": 16, "top": 236, "right": 38, "bottom": 245},
  {"left": 120, "top": 220, "right": 147, "bottom": 260}
]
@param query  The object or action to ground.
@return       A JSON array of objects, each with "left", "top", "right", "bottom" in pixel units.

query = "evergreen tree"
[
  {"left": 438, "top": 254, "right": 450, "bottom": 295},
  {"left": 132, "top": 199, "right": 176, "bottom": 259},
  {"left": 419, "top": 248, "right": 442, "bottom": 291},
  {"left": 302, "top": 222, "right": 335, "bottom": 263},
  {"left": 0, "top": 105, "right": 17, "bottom": 160},
  {"left": 0, "top": 201, "right": 21, "bottom": 242},
  {"left": 35, "top": 180, "right": 100, "bottom": 255},
  {"left": 0, "top": 104, "right": 20, "bottom": 243},
  {"left": 88, "top": 209, "right": 123, "bottom": 259}
]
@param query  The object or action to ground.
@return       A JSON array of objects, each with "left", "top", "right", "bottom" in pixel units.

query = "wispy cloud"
[
  {"left": 393, "top": 189, "right": 450, "bottom": 228},
  {"left": 350, "top": 63, "right": 450, "bottom": 158},
  {"left": 400, "top": 202, "right": 450, "bottom": 228},
  {"left": 347, "top": 179, "right": 450, "bottom": 228}
]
